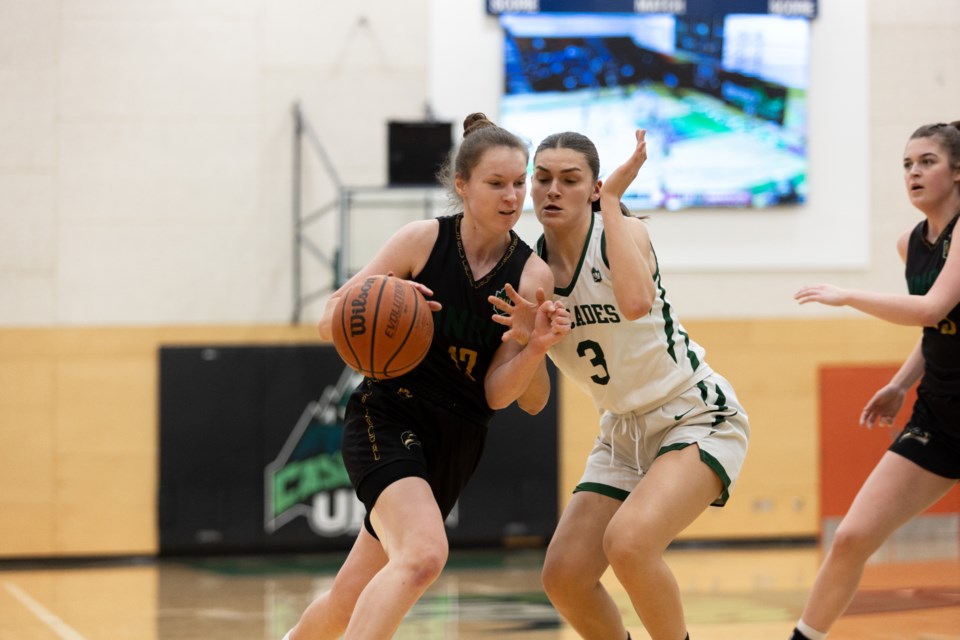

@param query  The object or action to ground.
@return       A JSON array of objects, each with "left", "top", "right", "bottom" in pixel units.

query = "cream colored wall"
[
  {"left": 0, "top": 2, "right": 431, "bottom": 326},
  {"left": 0, "top": 318, "right": 917, "bottom": 557},
  {"left": 1, "top": 1, "right": 958, "bottom": 327}
]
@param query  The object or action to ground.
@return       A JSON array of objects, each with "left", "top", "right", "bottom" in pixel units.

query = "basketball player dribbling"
[
  {"left": 790, "top": 121, "right": 960, "bottom": 640},
  {"left": 282, "top": 113, "right": 570, "bottom": 640}
]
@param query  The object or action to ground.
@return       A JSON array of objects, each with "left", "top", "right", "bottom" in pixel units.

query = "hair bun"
[{"left": 463, "top": 112, "right": 495, "bottom": 138}]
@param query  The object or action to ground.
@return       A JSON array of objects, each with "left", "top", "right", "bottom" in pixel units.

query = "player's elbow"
[
  {"left": 487, "top": 397, "right": 511, "bottom": 412},
  {"left": 918, "top": 307, "right": 947, "bottom": 328},
  {"left": 316, "top": 297, "right": 339, "bottom": 341},
  {"left": 619, "top": 307, "right": 648, "bottom": 322},
  {"left": 485, "top": 385, "right": 512, "bottom": 411},
  {"left": 317, "top": 320, "right": 332, "bottom": 342},
  {"left": 518, "top": 396, "right": 546, "bottom": 415},
  {"left": 619, "top": 299, "right": 653, "bottom": 321},
  {"left": 615, "top": 289, "right": 654, "bottom": 321}
]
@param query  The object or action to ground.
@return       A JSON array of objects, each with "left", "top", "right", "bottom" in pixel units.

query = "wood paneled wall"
[
  {"left": 0, "top": 326, "right": 322, "bottom": 558},
  {"left": 0, "top": 319, "right": 918, "bottom": 557}
]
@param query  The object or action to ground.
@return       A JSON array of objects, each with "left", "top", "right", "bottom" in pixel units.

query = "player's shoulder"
[
  {"left": 620, "top": 213, "right": 651, "bottom": 234},
  {"left": 598, "top": 213, "right": 651, "bottom": 254},
  {"left": 896, "top": 226, "right": 913, "bottom": 261},
  {"left": 402, "top": 217, "right": 441, "bottom": 234},
  {"left": 385, "top": 218, "right": 443, "bottom": 278},
  {"left": 393, "top": 218, "right": 441, "bottom": 246},
  {"left": 520, "top": 251, "right": 555, "bottom": 293}
]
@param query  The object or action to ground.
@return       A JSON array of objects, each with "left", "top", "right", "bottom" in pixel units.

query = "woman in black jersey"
[
  {"left": 282, "top": 113, "right": 569, "bottom": 640},
  {"left": 790, "top": 121, "right": 960, "bottom": 640}
]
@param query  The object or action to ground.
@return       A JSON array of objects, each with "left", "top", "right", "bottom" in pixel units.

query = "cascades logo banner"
[{"left": 264, "top": 367, "right": 365, "bottom": 537}]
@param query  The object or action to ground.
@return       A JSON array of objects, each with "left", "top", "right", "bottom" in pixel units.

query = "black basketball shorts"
[
  {"left": 889, "top": 388, "right": 960, "bottom": 479},
  {"left": 340, "top": 378, "right": 488, "bottom": 536}
]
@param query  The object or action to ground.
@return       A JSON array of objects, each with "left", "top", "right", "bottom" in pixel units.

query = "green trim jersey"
[{"left": 538, "top": 212, "right": 711, "bottom": 415}]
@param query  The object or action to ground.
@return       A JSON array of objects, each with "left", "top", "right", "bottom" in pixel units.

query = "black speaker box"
[{"left": 388, "top": 121, "right": 453, "bottom": 186}]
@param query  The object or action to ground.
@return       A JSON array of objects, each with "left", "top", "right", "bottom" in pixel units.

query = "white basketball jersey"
[{"left": 539, "top": 213, "right": 711, "bottom": 415}]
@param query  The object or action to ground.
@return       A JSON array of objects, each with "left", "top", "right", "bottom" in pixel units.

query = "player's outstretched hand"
[
  {"left": 489, "top": 283, "right": 539, "bottom": 345},
  {"left": 489, "top": 284, "right": 570, "bottom": 348},
  {"left": 600, "top": 129, "right": 647, "bottom": 203},
  {"left": 860, "top": 384, "right": 906, "bottom": 429},
  {"left": 794, "top": 283, "right": 849, "bottom": 307}
]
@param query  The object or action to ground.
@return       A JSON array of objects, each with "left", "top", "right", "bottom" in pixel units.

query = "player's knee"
[
  {"left": 399, "top": 542, "right": 448, "bottom": 589},
  {"left": 603, "top": 531, "right": 637, "bottom": 570},
  {"left": 541, "top": 554, "right": 576, "bottom": 600},
  {"left": 829, "top": 524, "right": 881, "bottom": 562},
  {"left": 603, "top": 522, "right": 659, "bottom": 569}
]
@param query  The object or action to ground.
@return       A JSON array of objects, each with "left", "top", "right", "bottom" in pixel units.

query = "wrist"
[
  {"left": 599, "top": 201, "right": 624, "bottom": 219},
  {"left": 885, "top": 381, "right": 908, "bottom": 394},
  {"left": 599, "top": 194, "right": 620, "bottom": 207},
  {"left": 524, "top": 337, "right": 550, "bottom": 358}
]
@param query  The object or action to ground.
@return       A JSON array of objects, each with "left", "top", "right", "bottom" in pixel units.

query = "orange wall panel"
[{"left": 819, "top": 365, "right": 960, "bottom": 518}]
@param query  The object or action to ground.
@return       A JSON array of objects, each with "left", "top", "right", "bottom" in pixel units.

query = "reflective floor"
[{"left": 1, "top": 542, "right": 958, "bottom": 639}]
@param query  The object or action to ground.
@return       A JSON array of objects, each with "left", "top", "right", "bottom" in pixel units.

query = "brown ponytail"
[{"left": 437, "top": 112, "right": 529, "bottom": 206}]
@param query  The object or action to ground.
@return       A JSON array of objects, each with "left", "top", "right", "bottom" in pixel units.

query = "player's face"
[
  {"left": 531, "top": 148, "right": 600, "bottom": 227},
  {"left": 903, "top": 136, "right": 960, "bottom": 213},
  {"left": 456, "top": 146, "right": 528, "bottom": 229}
]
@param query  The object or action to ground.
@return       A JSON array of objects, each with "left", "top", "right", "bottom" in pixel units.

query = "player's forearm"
[
  {"left": 599, "top": 203, "right": 655, "bottom": 319},
  {"left": 516, "top": 360, "right": 551, "bottom": 415},
  {"left": 316, "top": 294, "right": 341, "bottom": 342},
  {"left": 485, "top": 342, "right": 550, "bottom": 410},
  {"left": 888, "top": 339, "right": 925, "bottom": 391},
  {"left": 845, "top": 289, "right": 946, "bottom": 327}
]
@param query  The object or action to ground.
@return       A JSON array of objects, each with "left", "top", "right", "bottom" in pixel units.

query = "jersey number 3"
[{"left": 577, "top": 339, "right": 610, "bottom": 385}]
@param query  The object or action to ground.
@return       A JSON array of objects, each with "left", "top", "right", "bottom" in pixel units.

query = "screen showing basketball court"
[{"left": 500, "top": 13, "right": 810, "bottom": 211}]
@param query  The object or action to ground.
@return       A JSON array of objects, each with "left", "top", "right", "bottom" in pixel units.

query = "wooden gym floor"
[{"left": 1, "top": 539, "right": 958, "bottom": 640}]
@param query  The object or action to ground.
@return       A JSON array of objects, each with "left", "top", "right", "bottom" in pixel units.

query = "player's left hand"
[
  {"left": 794, "top": 283, "right": 848, "bottom": 307},
  {"left": 860, "top": 384, "right": 906, "bottom": 429},
  {"left": 489, "top": 283, "right": 538, "bottom": 345},
  {"left": 600, "top": 129, "right": 647, "bottom": 203},
  {"left": 489, "top": 284, "right": 570, "bottom": 347}
]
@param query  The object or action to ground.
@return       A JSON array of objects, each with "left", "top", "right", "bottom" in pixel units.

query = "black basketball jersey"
[
  {"left": 379, "top": 213, "right": 533, "bottom": 421},
  {"left": 905, "top": 212, "right": 960, "bottom": 395}
]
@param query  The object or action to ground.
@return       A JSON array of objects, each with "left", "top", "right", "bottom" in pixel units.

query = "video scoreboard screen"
[{"left": 494, "top": 1, "right": 814, "bottom": 211}]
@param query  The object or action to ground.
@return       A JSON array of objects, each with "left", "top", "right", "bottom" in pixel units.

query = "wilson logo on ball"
[
  {"left": 332, "top": 275, "right": 434, "bottom": 380},
  {"left": 349, "top": 278, "right": 374, "bottom": 336}
]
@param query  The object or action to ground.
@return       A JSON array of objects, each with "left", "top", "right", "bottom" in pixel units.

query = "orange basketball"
[{"left": 331, "top": 275, "right": 434, "bottom": 379}]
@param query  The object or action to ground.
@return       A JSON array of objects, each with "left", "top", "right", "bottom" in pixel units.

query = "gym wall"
[
  {"left": 0, "top": 317, "right": 921, "bottom": 557},
  {"left": 0, "top": 1, "right": 958, "bottom": 558}
]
